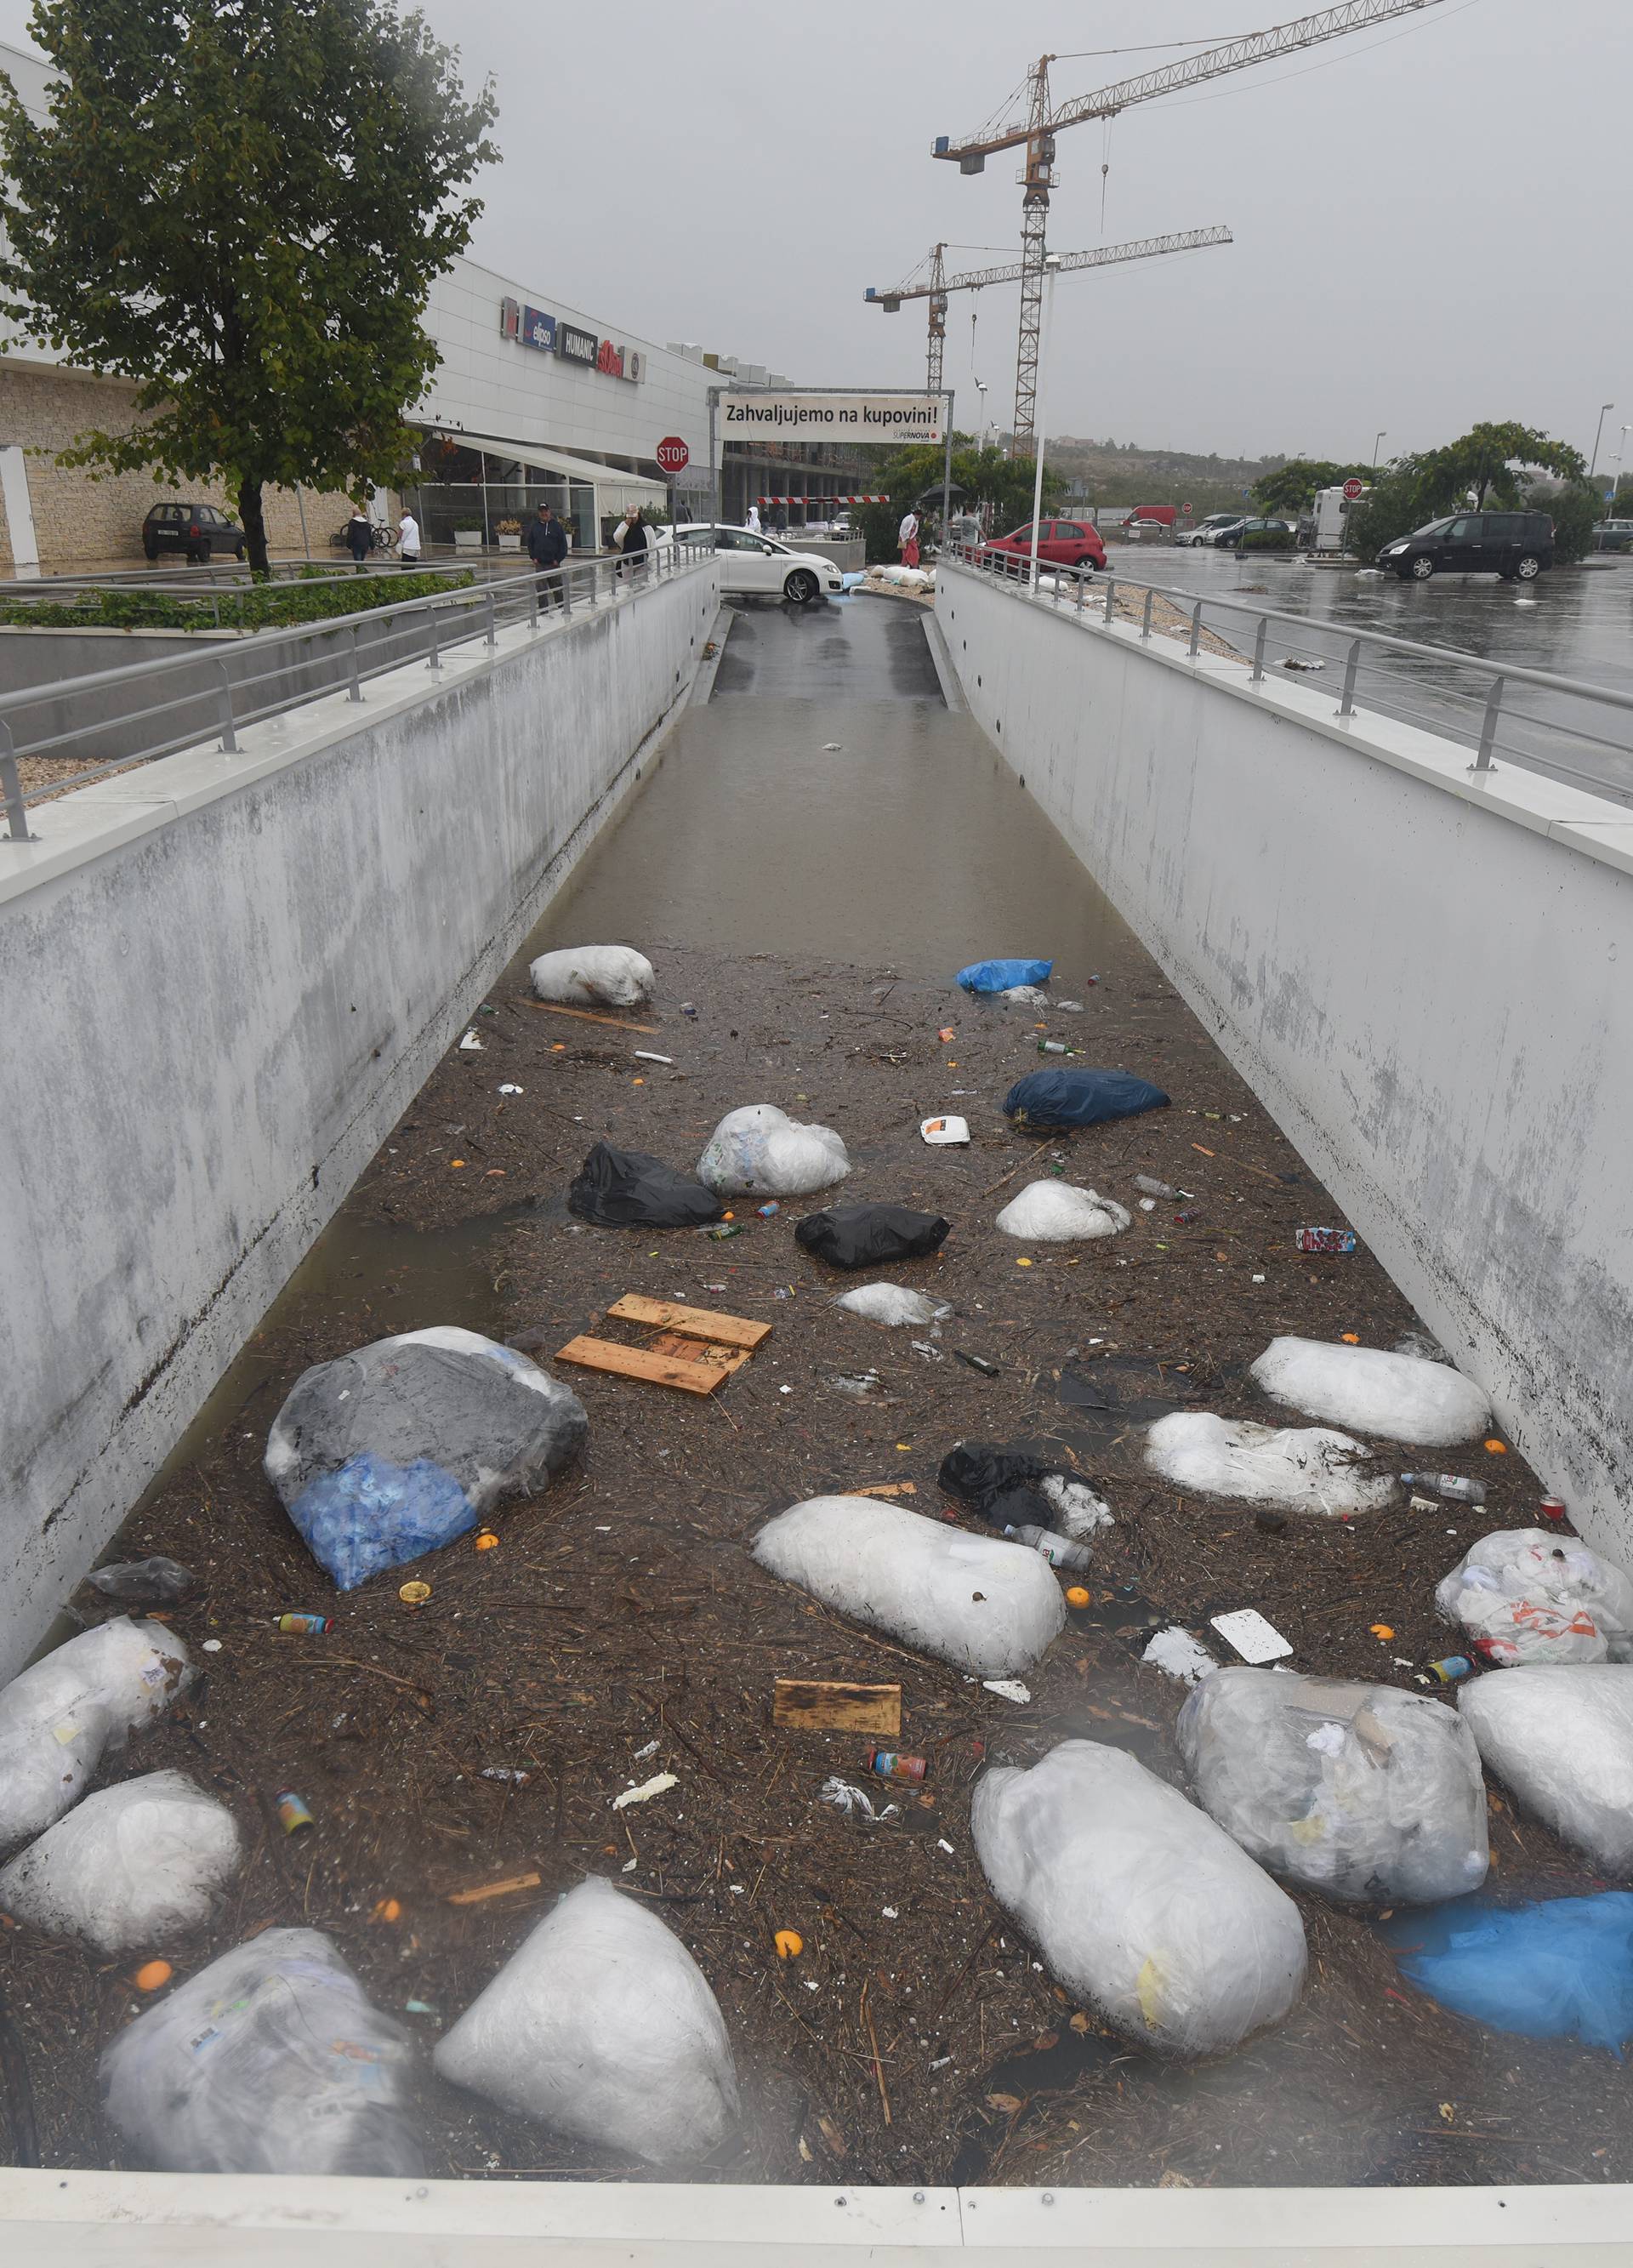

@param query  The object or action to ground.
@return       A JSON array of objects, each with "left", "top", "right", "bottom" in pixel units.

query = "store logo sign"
[
  {"left": 558, "top": 322, "right": 599, "bottom": 368},
  {"left": 499, "top": 297, "right": 520, "bottom": 340},
  {"left": 521, "top": 306, "right": 556, "bottom": 354},
  {"left": 500, "top": 303, "right": 643, "bottom": 383}
]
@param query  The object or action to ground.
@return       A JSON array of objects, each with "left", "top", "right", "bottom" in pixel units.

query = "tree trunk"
[{"left": 237, "top": 476, "right": 270, "bottom": 577}]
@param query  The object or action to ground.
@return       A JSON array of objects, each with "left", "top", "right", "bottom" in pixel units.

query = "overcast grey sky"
[{"left": 2, "top": 0, "right": 1627, "bottom": 466}]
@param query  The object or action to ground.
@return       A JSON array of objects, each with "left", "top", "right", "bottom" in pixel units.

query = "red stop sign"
[
  {"left": 1342, "top": 476, "right": 1363, "bottom": 499},
  {"left": 656, "top": 435, "right": 690, "bottom": 475}
]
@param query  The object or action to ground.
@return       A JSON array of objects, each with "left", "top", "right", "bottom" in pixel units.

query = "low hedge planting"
[{"left": 0, "top": 569, "right": 473, "bottom": 634}]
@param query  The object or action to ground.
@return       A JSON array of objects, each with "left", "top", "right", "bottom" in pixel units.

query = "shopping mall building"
[{"left": 0, "top": 39, "right": 864, "bottom": 573}]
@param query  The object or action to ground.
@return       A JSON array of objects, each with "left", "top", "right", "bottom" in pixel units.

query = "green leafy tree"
[
  {"left": 1426, "top": 421, "right": 1584, "bottom": 510},
  {"left": 1526, "top": 480, "right": 1607, "bottom": 567},
  {"left": 0, "top": 0, "right": 497, "bottom": 573},
  {"left": 853, "top": 437, "right": 1065, "bottom": 562},
  {"left": 1251, "top": 460, "right": 1373, "bottom": 517}
]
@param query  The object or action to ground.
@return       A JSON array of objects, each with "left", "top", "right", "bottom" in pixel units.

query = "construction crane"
[
  {"left": 931, "top": 1, "right": 1450, "bottom": 449},
  {"left": 866, "top": 227, "right": 1233, "bottom": 398}
]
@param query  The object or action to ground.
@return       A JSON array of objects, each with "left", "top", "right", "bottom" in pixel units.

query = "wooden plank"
[
  {"left": 607, "top": 1294, "right": 771, "bottom": 1350},
  {"left": 555, "top": 1335, "right": 748, "bottom": 1395},
  {"left": 516, "top": 999, "right": 660, "bottom": 1034},
  {"left": 446, "top": 1870, "right": 543, "bottom": 1906},
  {"left": 773, "top": 1679, "right": 902, "bottom": 1736},
  {"left": 854, "top": 1480, "right": 918, "bottom": 1500}
]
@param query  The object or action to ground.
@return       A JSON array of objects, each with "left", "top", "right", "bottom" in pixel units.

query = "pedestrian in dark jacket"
[
  {"left": 615, "top": 509, "right": 651, "bottom": 585},
  {"left": 527, "top": 504, "right": 568, "bottom": 607},
  {"left": 344, "top": 507, "right": 372, "bottom": 568}
]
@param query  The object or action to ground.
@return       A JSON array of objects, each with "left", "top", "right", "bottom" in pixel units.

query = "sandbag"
[
  {"left": 1002, "top": 1068, "right": 1169, "bottom": 1130},
  {"left": 1383, "top": 1893, "right": 1633, "bottom": 2053},
  {"left": 1146, "top": 1411, "right": 1395, "bottom": 1516},
  {"left": 529, "top": 945, "right": 655, "bottom": 1008},
  {"left": 1176, "top": 1668, "right": 1488, "bottom": 1905},
  {"left": 568, "top": 1141, "right": 723, "bottom": 1228},
  {"left": 1250, "top": 1336, "right": 1489, "bottom": 1445},
  {"left": 1435, "top": 1529, "right": 1633, "bottom": 1667},
  {"left": 754, "top": 1496, "right": 1065, "bottom": 1676},
  {"left": 0, "top": 1618, "right": 193, "bottom": 1849},
  {"left": 957, "top": 957, "right": 1052, "bottom": 994},
  {"left": 434, "top": 1878, "right": 739, "bottom": 2164},
  {"left": 794, "top": 1203, "right": 949, "bottom": 1270},
  {"left": 971, "top": 1741, "right": 1306, "bottom": 2056},
  {"left": 1459, "top": 1666, "right": 1633, "bottom": 1872},
  {"left": 697, "top": 1104, "right": 850, "bottom": 1198},
  {"left": 265, "top": 1327, "right": 587, "bottom": 1590},
  {"left": 835, "top": 1282, "right": 949, "bottom": 1328},
  {"left": 939, "top": 1443, "right": 1112, "bottom": 1540},
  {"left": 0, "top": 1770, "right": 242, "bottom": 1952},
  {"left": 100, "top": 1927, "right": 423, "bottom": 2174},
  {"left": 995, "top": 1182, "right": 1129, "bottom": 1241}
]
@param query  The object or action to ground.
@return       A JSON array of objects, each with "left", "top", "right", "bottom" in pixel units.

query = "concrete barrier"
[
  {"left": 936, "top": 560, "right": 1633, "bottom": 1563},
  {"left": 0, "top": 563, "right": 718, "bottom": 1679}
]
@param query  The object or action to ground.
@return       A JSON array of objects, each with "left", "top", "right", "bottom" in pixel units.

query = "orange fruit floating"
[
  {"left": 1065, "top": 1586, "right": 1092, "bottom": 1609},
  {"left": 774, "top": 1929, "right": 803, "bottom": 1959},
  {"left": 475, "top": 1530, "right": 499, "bottom": 1553},
  {"left": 134, "top": 1960, "right": 173, "bottom": 1993}
]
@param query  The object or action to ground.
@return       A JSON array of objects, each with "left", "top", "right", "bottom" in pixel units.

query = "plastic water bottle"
[
  {"left": 1004, "top": 1524, "right": 1094, "bottom": 1572},
  {"left": 1399, "top": 1472, "right": 1487, "bottom": 1505}
]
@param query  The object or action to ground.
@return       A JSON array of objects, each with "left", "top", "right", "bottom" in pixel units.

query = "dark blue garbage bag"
[
  {"left": 1382, "top": 1892, "right": 1633, "bottom": 2055},
  {"left": 957, "top": 958, "right": 1053, "bottom": 994},
  {"left": 265, "top": 1327, "right": 588, "bottom": 1590},
  {"left": 1003, "top": 1068, "right": 1171, "bottom": 1129}
]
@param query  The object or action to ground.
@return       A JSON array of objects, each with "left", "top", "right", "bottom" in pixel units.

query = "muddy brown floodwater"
[{"left": 10, "top": 595, "right": 1630, "bottom": 2192}]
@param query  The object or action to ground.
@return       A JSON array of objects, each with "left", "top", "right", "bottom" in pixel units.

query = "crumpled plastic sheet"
[
  {"left": 0, "top": 1618, "right": 194, "bottom": 1849},
  {"left": 1145, "top": 1411, "right": 1395, "bottom": 1515},
  {"left": 0, "top": 1769, "right": 242, "bottom": 1952},
  {"left": 938, "top": 1442, "right": 1112, "bottom": 1539},
  {"left": 1249, "top": 1336, "right": 1490, "bottom": 1445},
  {"left": 834, "top": 1282, "right": 950, "bottom": 1328},
  {"left": 1435, "top": 1529, "right": 1633, "bottom": 1667},
  {"left": 1383, "top": 1892, "right": 1633, "bottom": 2055},
  {"left": 957, "top": 958, "right": 1053, "bottom": 994},
  {"left": 1459, "top": 1665, "right": 1633, "bottom": 1871}
]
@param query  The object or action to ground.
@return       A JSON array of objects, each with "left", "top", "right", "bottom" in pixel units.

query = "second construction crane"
[{"left": 866, "top": 227, "right": 1233, "bottom": 401}]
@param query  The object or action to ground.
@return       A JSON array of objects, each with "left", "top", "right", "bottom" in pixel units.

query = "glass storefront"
[{"left": 403, "top": 437, "right": 656, "bottom": 551}]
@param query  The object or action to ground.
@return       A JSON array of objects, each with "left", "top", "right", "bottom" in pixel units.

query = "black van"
[
  {"left": 141, "top": 501, "right": 248, "bottom": 564},
  {"left": 1377, "top": 510, "right": 1554, "bottom": 583}
]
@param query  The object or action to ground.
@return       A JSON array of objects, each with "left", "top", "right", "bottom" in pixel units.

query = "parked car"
[
  {"left": 1595, "top": 518, "right": 1633, "bottom": 554},
  {"left": 141, "top": 502, "right": 247, "bottom": 564},
  {"left": 982, "top": 518, "right": 1107, "bottom": 573},
  {"left": 674, "top": 524, "right": 844, "bottom": 603},
  {"left": 1224, "top": 517, "right": 1296, "bottom": 552},
  {"left": 1376, "top": 510, "right": 1555, "bottom": 583},
  {"left": 1175, "top": 512, "right": 1246, "bottom": 548}
]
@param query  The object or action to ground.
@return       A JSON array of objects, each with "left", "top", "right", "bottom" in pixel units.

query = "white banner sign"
[{"left": 720, "top": 392, "right": 945, "bottom": 446}]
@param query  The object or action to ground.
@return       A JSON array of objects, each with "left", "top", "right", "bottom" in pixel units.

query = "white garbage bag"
[
  {"left": 697, "top": 1103, "right": 850, "bottom": 1198},
  {"left": 100, "top": 1927, "right": 423, "bottom": 2174},
  {"left": 1042, "top": 1473, "right": 1114, "bottom": 1538},
  {"left": 753, "top": 1496, "right": 1065, "bottom": 1676},
  {"left": 996, "top": 1182, "right": 1131, "bottom": 1242},
  {"left": 1459, "top": 1665, "right": 1633, "bottom": 1872},
  {"left": 1177, "top": 1668, "right": 1488, "bottom": 1904},
  {"left": 834, "top": 1282, "right": 950, "bottom": 1328},
  {"left": 1435, "top": 1529, "right": 1633, "bottom": 1667},
  {"left": 971, "top": 1741, "right": 1305, "bottom": 2056},
  {"left": 434, "top": 1878, "right": 739, "bottom": 2164},
  {"left": 0, "top": 1770, "right": 242, "bottom": 1952},
  {"left": 0, "top": 1617, "right": 194, "bottom": 1849},
  {"left": 1145, "top": 1411, "right": 1395, "bottom": 1515},
  {"left": 1249, "top": 1336, "right": 1489, "bottom": 1445},
  {"left": 529, "top": 945, "right": 656, "bottom": 1009}
]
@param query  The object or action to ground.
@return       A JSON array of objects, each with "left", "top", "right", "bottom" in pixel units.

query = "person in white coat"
[
  {"left": 897, "top": 508, "right": 920, "bottom": 567},
  {"left": 745, "top": 502, "right": 762, "bottom": 535}
]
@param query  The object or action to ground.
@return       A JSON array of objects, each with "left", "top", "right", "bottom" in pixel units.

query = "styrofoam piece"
[
  {"left": 697, "top": 1104, "right": 850, "bottom": 1197},
  {"left": 753, "top": 1496, "right": 1066, "bottom": 1677},
  {"left": 0, "top": 1770, "right": 242, "bottom": 1952},
  {"left": 920, "top": 1115, "right": 970, "bottom": 1145},
  {"left": 834, "top": 1282, "right": 950, "bottom": 1329},
  {"left": 1249, "top": 1336, "right": 1489, "bottom": 1445},
  {"left": 1143, "top": 1627, "right": 1216, "bottom": 1684},
  {"left": 0, "top": 1617, "right": 194, "bottom": 1849},
  {"left": 1435, "top": 1529, "right": 1633, "bottom": 1667},
  {"left": 1211, "top": 1608, "right": 1294, "bottom": 1664},
  {"left": 1041, "top": 1473, "right": 1114, "bottom": 1538},
  {"left": 528, "top": 946, "right": 655, "bottom": 1008},
  {"left": 1459, "top": 1665, "right": 1633, "bottom": 1871},
  {"left": 1177, "top": 1669, "right": 1488, "bottom": 1904},
  {"left": 1145, "top": 1411, "right": 1395, "bottom": 1515},
  {"left": 995, "top": 1182, "right": 1131, "bottom": 1242},
  {"left": 971, "top": 1741, "right": 1306, "bottom": 2056},
  {"left": 433, "top": 1878, "right": 739, "bottom": 2164}
]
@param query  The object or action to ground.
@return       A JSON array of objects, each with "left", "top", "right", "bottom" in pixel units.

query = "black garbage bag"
[
  {"left": 567, "top": 1143, "right": 724, "bottom": 1229},
  {"left": 938, "top": 1442, "right": 1054, "bottom": 1531},
  {"left": 794, "top": 1203, "right": 951, "bottom": 1270},
  {"left": 1002, "top": 1068, "right": 1170, "bottom": 1129}
]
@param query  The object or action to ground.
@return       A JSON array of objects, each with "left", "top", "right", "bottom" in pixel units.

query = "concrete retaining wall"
[
  {"left": 0, "top": 563, "right": 718, "bottom": 1678},
  {"left": 936, "top": 560, "right": 1633, "bottom": 1562}
]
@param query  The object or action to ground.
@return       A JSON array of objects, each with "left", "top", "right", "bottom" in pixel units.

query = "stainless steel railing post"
[
  {"left": 1103, "top": 576, "right": 1115, "bottom": 624},
  {"left": 0, "top": 723, "right": 32, "bottom": 840},
  {"left": 485, "top": 589, "right": 498, "bottom": 649},
  {"left": 1338, "top": 637, "right": 1362, "bottom": 719},
  {"left": 346, "top": 625, "right": 363, "bottom": 703},
  {"left": 216, "top": 659, "right": 238, "bottom": 753},
  {"left": 1141, "top": 588, "right": 1154, "bottom": 641},
  {"left": 1252, "top": 618, "right": 1268, "bottom": 684},
  {"left": 1188, "top": 601, "right": 1203, "bottom": 658},
  {"left": 1473, "top": 676, "right": 1505, "bottom": 772},
  {"left": 427, "top": 609, "right": 441, "bottom": 676}
]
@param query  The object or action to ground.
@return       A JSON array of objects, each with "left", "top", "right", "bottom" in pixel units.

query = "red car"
[{"left": 982, "top": 516, "right": 1106, "bottom": 573}]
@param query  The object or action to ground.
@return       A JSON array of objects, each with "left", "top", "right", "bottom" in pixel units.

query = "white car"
[
  {"left": 674, "top": 523, "right": 845, "bottom": 604},
  {"left": 1175, "top": 512, "right": 1247, "bottom": 548}
]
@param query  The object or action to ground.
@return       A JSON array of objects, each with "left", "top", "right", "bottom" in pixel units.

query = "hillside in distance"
[{"left": 1045, "top": 435, "right": 1287, "bottom": 514}]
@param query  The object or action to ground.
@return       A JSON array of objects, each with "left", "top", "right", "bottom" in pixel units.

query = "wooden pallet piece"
[
  {"left": 516, "top": 999, "right": 660, "bottom": 1034},
  {"left": 606, "top": 1294, "right": 771, "bottom": 1349},
  {"left": 555, "top": 1334, "right": 752, "bottom": 1395},
  {"left": 772, "top": 1678, "right": 902, "bottom": 1736}
]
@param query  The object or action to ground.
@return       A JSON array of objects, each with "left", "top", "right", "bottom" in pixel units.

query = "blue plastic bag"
[
  {"left": 1003, "top": 1068, "right": 1171, "bottom": 1130},
  {"left": 1382, "top": 1892, "right": 1633, "bottom": 2055},
  {"left": 957, "top": 958, "right": 1053, "bottom": 994}
]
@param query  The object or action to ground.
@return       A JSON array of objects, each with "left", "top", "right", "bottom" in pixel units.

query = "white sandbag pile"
[
  {"left": 434, "top": 1878, "right": 739, "bottom": 2164},
  {"left": 834, "top": 1282, "right": 950, "bottom": 1328},
  {"left": 0, "top": 1771, "right": 242, "bottom": 1952},
  {"left": 698, "top": 1103, "right": 850, "bottom": 1198},
  {"left": 971, "top": 1741, "right": 1305, "bottom": 2056},
  {"left": 996, "top": 1182, "right": 1130, "bottom": 1242},
  {"left": 1145, "top": 1412, "right": 1395, "bottom": 1516},
  {"left": 754, "top": 1496, "right": 1065, "bottom": 1676},
  {"left": 100, "top": 1927, "right": 423, "bottom": 2174},
  {"left": 529, "top": 944, "right": 655, "bottom": 1008},
  {"left": 1435, "top": 1529, "right": 1633, "bottom": 1667},
  {"left": 1250, "top": 1336, "right": 1489, "bottom": 1445},
  {"left": 1177, "top": 1669, "right": 1488, "bottom": 1905},
  {"left": 1459, "top": 1665, "right": 1633, "bottom": 1872},
  {"left": 0, "top": 1618, "right": 193, "bottom": 1848}
]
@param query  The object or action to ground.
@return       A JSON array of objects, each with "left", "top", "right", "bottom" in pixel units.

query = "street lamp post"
[
  {"left": 1027, "top": 253, "right": 1063, "bottom": 591},
  {"left": 1589, "top": 402, "right": 1615, "bottom": 480},
  {"left": 1372, "top": 430, "right": 1387, "bottom": 468}
]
